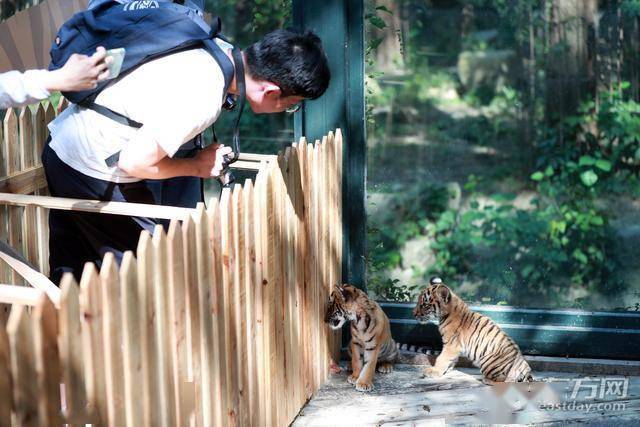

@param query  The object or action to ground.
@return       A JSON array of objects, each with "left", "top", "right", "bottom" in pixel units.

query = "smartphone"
[{"left": 105, "top": 47, "right": 126, "bottom": 80}]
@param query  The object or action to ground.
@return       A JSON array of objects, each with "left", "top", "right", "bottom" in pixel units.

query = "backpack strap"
[
  {"left": 87, "top": 103, "right": 143, "bottom": 129},
  {"left": 100, "top": 37, "right": 236, "bottom": 168}
]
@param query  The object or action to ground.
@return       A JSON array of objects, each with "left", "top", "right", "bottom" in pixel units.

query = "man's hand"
[
  {"left": 193, "top": 143, "right": 234, "bottom": 178},
  {"left": 46, "top": 47, "right": 111, "bottom": 92}
]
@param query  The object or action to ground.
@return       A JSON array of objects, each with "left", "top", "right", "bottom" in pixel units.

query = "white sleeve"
[{"left": 0, "top": 70, "right": 50, "bottom": 109}]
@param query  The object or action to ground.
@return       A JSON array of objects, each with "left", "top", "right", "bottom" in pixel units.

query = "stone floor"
[{"left": 292, "top": 364, "right": 640, "bottom": 426}]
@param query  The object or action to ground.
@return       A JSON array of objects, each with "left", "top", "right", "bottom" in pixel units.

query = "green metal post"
[{"left": 293, "top": 0, "right": 366, "bottom": 290}]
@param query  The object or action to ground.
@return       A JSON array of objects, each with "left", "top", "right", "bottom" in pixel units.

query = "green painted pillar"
[{"left": 293, "top": 0, "right": 366, "bottom": 290}]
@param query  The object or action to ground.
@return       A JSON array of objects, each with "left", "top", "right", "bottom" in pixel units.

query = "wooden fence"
[
  {"left": 0, "top": 100, "right": 344, "bottom": 426},
  {"left": 0, "top": 101, "right": 60, "bottom": 287}
]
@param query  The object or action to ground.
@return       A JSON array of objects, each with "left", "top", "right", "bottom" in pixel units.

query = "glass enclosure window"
[
  {"left": 205, "top": 0, "right": 294, "bottom": 156},
  {"left": 365, "top": 0, "right": 640, "bottom": 311},
  {"left": 205, "top": 0, "right": 293, "bottom": 195}
]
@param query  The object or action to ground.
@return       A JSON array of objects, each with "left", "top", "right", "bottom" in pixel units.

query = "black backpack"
[{"left": 49, "top": 0, "right": 244, "bottom": 177}]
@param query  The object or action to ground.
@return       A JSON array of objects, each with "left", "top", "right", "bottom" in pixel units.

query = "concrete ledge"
[
  {"left": 525, "top": 355, "right": 640, "bottom": 376},
  {"left": 342, "top": 349, "right": 640, "bottom": 376}
]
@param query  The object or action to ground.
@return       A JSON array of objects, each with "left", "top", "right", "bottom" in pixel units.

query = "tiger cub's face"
[
  {"left": 413, "top": 277, "right": 452, "bottom": 324},
  {"left": 325, "top": 284, "right": 358, "bottom": 330}
]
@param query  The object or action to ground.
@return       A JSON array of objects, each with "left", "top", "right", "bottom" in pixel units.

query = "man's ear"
[
  {"left": 263, "top": 82, "right": 282, "bottom": 98},
  {"left": 436, "top": 285, "right": 451, "bottom": 304}
]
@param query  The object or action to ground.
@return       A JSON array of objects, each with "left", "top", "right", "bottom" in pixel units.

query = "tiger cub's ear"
[
  {"left": 340, "top": 284, "right": 356, "bottom": 302},
  {"left": 429, "top": 276, "right": 443, "bottom": 286},
  {"left": 435, "top": 285, "right": 451, "bottom": 304}
]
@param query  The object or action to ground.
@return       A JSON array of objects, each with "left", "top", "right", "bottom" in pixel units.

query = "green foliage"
[
  {"left": 366, "top": 182, "right": 452, "bottom": 300},
  {"left": 533, "top": 84, "right": 640, "bottom": 194},
  {"left": 365, "top": 1, "right": 640, "bottom": 310},
  {"left": 621, "top": 0, "right": 640, "bottom": 17},
  {"left": 427, "top": 181, "right": 617, "bottom": 304},
  {"left": 425, "top": 88, "right": 640, "bottom": 304},
  {"left": 251, "top": 0, "right": 292, "bottom": 34}
]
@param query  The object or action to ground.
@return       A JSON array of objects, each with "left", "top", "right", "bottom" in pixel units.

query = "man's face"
[{"left": 244, "top": 78, "right": 304, "bottom": 114}]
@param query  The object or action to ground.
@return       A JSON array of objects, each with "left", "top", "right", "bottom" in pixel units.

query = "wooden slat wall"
[
  {"left": 0, "top": 127, "right": 344, "bottom": 426},
  {"left": 0, "top": 102, "right": 64, "bottom": 296}
]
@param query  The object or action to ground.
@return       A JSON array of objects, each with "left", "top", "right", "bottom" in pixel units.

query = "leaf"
[
  {"left": 375, "top": 5, "right": 393, "bottom": 14},
  {"left": 531, "top": 172, "right": 544, "bottom": 181},
  {"left": 544, "top": 165, "right": 554, "bottom": 176},
  {"left": 578, "top": 155, "right": 596, "bottom": 166},
  {"left": 573, "top": 249, "right": 588, "bottom": 264},
  {"left": 369, "top": 37, "right": 383, "bottom": 51},
  {"left": 594, "top": 159, "right": 612, "bottom": 172},
  {"left": 369, "top": 15, "right": 387, "bottom": 29},
  {"left": 580, "top": 170, "right": 598, "bottom": 187}
]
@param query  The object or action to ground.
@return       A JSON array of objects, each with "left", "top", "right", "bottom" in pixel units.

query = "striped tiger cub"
[
  {"left": 325, "top": 284, "right": 398, "bottom": 392},
  {"left": 413, "top": 277, "right": 533, "bottom": 382}
]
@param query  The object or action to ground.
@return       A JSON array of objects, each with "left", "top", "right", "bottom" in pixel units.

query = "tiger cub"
[
  {"left": 413, "top": 277, "right": 533, "bottom": 382},
  {"left": 325, "top": 284, "right": 398, "bottom": 392}
]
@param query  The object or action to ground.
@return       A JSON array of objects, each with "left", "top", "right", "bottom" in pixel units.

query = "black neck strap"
[{"left": 229, "top": 47, "right": 246, "bottom": 163}]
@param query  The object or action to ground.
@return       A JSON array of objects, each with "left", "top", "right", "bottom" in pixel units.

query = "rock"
[
  {"left": 457, "top": 50, "right": 518, "bottom": 97},
  {"left": 445, "top": 182, "right": 462, "bottom": 210},
  {"left": 469, "top": 29, "right": 498, "bottom": 43},
  {"left": 367, "top": 192, "right": 397, "bottom": 223},
  {"left": 400, "top": 235, "right": 435, "bottom": 271},
  {"left": 613, "top": 224, "right": 640, "bottom": 268}
]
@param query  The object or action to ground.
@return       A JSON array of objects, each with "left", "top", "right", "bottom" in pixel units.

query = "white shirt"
[
  {"left": 0, "top": 70, "right": 50, "bottom": 109},
  {"left": 48, "top": 47, "right": 226, "bottom": 183}
]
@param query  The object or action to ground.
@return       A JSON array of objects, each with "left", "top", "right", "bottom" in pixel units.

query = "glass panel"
[
  {"left": 204, "top": 0, "right": 293, "bottom": 192},
  {"left": 205, "top": 0, "right": 294, "bottom": 156},
  {"left": 365, "top": 0, "right": 640, "bottom": 311}
]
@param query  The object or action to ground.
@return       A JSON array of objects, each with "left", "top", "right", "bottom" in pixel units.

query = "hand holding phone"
[{"left": 105, "top": 47, "right": 126, "bottom": 80}]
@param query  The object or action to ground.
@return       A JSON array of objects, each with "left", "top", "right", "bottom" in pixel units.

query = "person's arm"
[
  {"left": 117, "top": 127, "right": 233, "bottom": 180},
  {"left": 116, "top": 49, "right": 227, "bottom": 179},
  {"left": 0, "top": 47, "right": 109, "bottom": 109}
]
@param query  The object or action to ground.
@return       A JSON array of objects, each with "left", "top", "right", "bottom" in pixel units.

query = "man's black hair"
[{"left": 244, "top": 29, "right": 330, "bottom": 100}]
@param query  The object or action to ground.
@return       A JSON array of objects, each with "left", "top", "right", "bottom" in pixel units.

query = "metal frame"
[
  {"left": 383, "top": 302, "right": 640, "bottom": 360},
  {"left": 293, "top": 0, "right": 366, "bottom": 290}
]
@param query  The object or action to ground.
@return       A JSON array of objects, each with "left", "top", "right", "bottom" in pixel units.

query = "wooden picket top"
[{"left": 0, "top": 124, "right": 345, "bottom": 426}]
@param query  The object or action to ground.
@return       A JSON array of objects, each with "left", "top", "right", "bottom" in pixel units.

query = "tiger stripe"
[
  {"left": 325, "top": 284, "right": 398, "bottom": 391},
  {"left": 413, "top": 278, "right": 533, "bottom": 382}
]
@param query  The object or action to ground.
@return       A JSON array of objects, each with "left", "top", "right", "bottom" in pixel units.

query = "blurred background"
[{"left": 364, "top": 0, "right": 640, "bottom": 311}]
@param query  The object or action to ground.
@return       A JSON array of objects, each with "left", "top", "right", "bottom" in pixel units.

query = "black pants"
[{"left": 42, "top": 142, "right": 202, "bottom": 285}]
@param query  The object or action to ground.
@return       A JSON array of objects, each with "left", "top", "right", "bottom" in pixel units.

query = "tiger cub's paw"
[
  {"left": 347, "top": 373, "right": 359, "bottom": 385},
  {"left": 422, "top": 366, "right": 442, "bottom": 378},
  {"left": 355, "top": 380, "right": 374, "bottom": 392},
  {"left": 329, "top": 360, "right": 342, "bottom": 374},
  {"left": 376, "top": 362, "right": 394, "bottom": 374}
]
